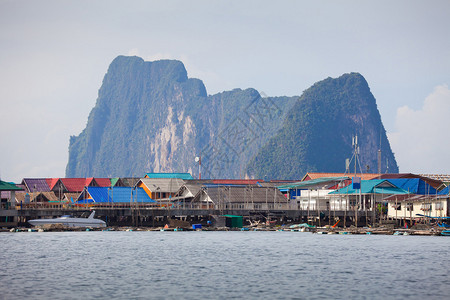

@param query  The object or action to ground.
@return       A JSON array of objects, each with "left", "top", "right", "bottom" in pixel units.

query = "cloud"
[{"left": 388, "top": 84, "right": 450, "bottom": 173}]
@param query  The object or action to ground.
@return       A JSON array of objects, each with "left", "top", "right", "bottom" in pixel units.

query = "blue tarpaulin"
[
  {"left": 386, "top": 178, "right": 438, "bottom": 195},
  {"left": 78, "top": 187, "right": 155, "bottom": 203}
]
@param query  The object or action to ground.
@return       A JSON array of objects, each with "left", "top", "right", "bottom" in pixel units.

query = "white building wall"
[
  {"left": 293, "top": 189, "right": 334, "bottom": 210},
  {"left": 387, "top": 199, "right": 448, "bottom": 219}
]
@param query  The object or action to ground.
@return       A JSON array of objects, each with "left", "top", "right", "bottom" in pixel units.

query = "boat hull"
[{"left": 28, "top": 211, "right": 106, "bottom": 228}]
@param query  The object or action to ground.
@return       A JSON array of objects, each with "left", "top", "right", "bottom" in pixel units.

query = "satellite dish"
[{"left": 195, "top": 157, "right": 200, "bottom": 162}]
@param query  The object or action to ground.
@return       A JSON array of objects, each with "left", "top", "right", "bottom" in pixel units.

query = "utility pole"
[{"left": 195, "top": 155, "right": 202, "bottom": 180}]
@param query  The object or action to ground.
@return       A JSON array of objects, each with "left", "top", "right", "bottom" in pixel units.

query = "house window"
[
  {"left": 302, "top": 199, "right": 309, "bottom": 208},
  {"left": 392, "top": 203, "right": 401, "bottom": 210},
  {"left": 435, "top": 202, "right": 444, "bottom": 210},
  {"left": 421, "top": 203, "right": 432, "bottom": 211},
  {"left": 406, "top": 203, "right": 413, "bottom": 211}
]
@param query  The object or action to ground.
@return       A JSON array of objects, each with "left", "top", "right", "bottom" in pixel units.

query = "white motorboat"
[{"left": 28, "top": 211, "right": 106, "bottom": 228}]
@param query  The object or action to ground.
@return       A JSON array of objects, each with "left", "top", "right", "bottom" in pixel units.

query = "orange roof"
[
  {"left": 85, "top": 177, "right": 95, "bottom": 186},
  {"left": 302, "top": 173, "right": 381, "bottom": 181},
  {"left": 46, "top": 178, "right": 60, "bottom": 189}
]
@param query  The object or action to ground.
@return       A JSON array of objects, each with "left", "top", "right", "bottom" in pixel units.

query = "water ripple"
[{"left": 1, "top": 231, "right": 449, "bottom": 299}]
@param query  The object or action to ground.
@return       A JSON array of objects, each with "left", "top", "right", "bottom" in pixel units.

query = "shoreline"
[{"left": 4, "top": 224, "right": 447, "bottom": 236}]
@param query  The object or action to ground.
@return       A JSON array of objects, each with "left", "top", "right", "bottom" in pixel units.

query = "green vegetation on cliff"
[{"left": 246, "top": 73, "right": 398, "bottom": 179}]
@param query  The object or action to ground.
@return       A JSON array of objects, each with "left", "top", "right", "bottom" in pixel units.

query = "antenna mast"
[
  {"left": 378, "top": 127, "right": 382, "bottom": 174},
  {"left": 347, "top": 134, "right": 364, "bottom": 176}
]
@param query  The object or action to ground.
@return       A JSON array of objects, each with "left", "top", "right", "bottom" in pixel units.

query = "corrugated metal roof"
[
  {"left": 116, "top": 178, "right": 140, "bottom": 187},
  {"left": 175, "top": 183, "right": 203, "bottom": 198},
  {"left": 21, "top": 178, "right": 51, "bottom": 192},
  {"left": 56, "top": 178, "right": 99, "bottom": 192},
  {"left": 59, "top": 178, "right": 89, "bottom": 192},
  {"left": 386, "top": 178, "right": 439, "bottom": 195},
  {"left": 84, "top": 187, "right": 155, "bottom": 203},
  {"left": 139, "top": 178, "right": 186, "bottom": 193},
  {"left": 211, "top": 179, "right": 263, "bottom": 185},
  {"left": 330, "top": 180, "right": 408, "bottom": 195},
  {"left": 46, "top": 178, "right": 59, "bottom": 190},
  {"left": 0, "top": 180, "right": 22, "bottom": 191},
  {"left": 110, "top": 178, "right": 120, "bottom": 186},
  {"left": 384, "top": 193, "right": 448, "bottom": 202},
  {"left": 277, "top": 177, "right": 350, "bottom": 190},
  {"left": 302, "top": 173, "right": 381, "bottom": 181},
  {"left": 420, "top": 174, "right": 450, "bottom": 182},
  {"left": 94, "top": 178, "right": 112, "bottom": 187},
  {"left": 438, "top": 186, "right": 449, "bottom": 195},
  {"left": 145, "top": 173, "right": 193, "bottom": 180},
  {"left": 200, "top": 186, "right": 288, "bottom": 204},
  {"left": 377, "top": 173, "right": 442, "bottom": 189},
  {"left": 85, "top": 187, "right": 111, "bottom": 202}
]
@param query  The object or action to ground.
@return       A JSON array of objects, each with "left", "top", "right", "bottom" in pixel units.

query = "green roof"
[
  {"left": 277, "top": 177, "right": 350, "bottom": 190},
  {"left": 0, "top": 180, "right": 22, "bottom": 191},
  {"left": 110, "top": 178, "right": 120, "bottom": 186},
  {"left": 145, "top": 173, "right": 193, "bottom": 180},
  {"left": 329, "top": 179, "right": 408, "bottom": 195}
]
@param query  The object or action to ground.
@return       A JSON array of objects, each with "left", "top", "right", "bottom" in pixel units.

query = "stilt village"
[{"left": 1, "top": 170, "right": 450, "bottom": 235}]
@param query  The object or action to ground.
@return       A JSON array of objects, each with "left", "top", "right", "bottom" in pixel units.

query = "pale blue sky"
[{"left": 1, "top": 0, "right": 449, "bottom": 182}]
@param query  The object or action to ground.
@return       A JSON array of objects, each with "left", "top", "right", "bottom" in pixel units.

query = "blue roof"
[
  {"left": 330, "top": 180, "right": 408, "bottom": 195},
  {"left": 83, "top": 187, "right": 155, "bottom": 203},
  {"left": 438, "top": 186, "right": 449, "bottom": 195},
  {"left": 386, "top": 178, "right": 439, "bottom": 195},
  {"left": 145, "top": 173, "right": 193, "bottom": 180}
]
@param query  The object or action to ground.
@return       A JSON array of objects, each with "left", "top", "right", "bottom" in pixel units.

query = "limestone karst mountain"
[{"left": 66, "top": 56, "right": 398, "bottom": 179}]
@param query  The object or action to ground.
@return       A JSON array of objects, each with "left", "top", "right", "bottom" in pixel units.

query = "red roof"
[
  {"left": 59, "top": 178, "right": 92, "bottom": 192},
  {"left": 46, "top": 178, "right": 114, "bottom": 192},
  {"left": 46, "top": 178, "right": 59, "bottom": 190},
  {"left": 94, "top": 178, "right": 112, "bottom": 187},
  {"left": 85, "top": 177, "right": 95, "bottom": 186}
]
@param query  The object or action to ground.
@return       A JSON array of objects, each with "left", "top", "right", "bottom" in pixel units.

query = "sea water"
[{"left": 0, "top": 231, "right": 449, "bottom": 299}]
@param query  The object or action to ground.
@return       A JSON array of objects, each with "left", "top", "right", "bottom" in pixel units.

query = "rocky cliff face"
[
  {"left": 66, "top": 56, "right": 398, "bottom": 179},
  {"left": 66, "top": 56, "right": 296, "bottom": 178},
  {"left": 246, "top": 73, "right": 398, "bottom": 179}
]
